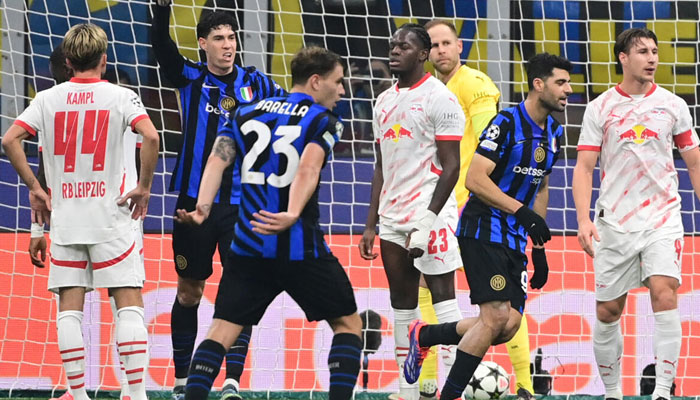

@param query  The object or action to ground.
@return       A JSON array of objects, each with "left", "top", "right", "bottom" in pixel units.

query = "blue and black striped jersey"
[
  {"left": 457, "top": 101, "right": 563, "bottom": 254},
  {"left": 152, "top": 5, "right": 284, "bottom": 204},
  {"left": 218, "top": 92, "right": 344, "bottom": 260}
]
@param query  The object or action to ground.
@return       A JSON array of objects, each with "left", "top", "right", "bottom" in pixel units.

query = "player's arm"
[
  {"left": 1, "top": 124, "right": 51, "bottom": 224},
  {"left": 466, "top": 153, "right": 550, "bottom": 245},
  {"left": 466, "top": 153, "right": 522, "bottom": 213},
  {"left": 528, "top": 175, "right": 550, "bottom": 289},
  {"left": 250, "top": 143, "right": 326, "bottom": 235},
  {"left": 572, "top": 149, "right": 600, "bottom": 257},
  {"left": 151, "top": 0, "right": 188, "bottom": 87},
  {"left": 118, "top": 118, "right": 159, "bottom": 219},
  {"left": 174, "top": 135, "right": 235, "bottom": 225},
  {"left": 680, "top": 146, "right": 700, "bottom": 201},
  {"left": 28, "top": 152, "right": 48, "bottom": 268},
  {"left": 359, "top": 144, "right": 382, "bottom": 260}
]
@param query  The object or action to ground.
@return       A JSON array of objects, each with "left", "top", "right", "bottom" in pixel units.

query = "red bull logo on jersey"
[
  {"left": 381, "top": 124, "right": 413, "bottom": 142},
  {"left": 617, "top": 125, "right": 660, "bottom": 144}
]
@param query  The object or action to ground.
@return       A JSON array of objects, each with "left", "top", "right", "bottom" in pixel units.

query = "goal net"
[{"left": 1, "top": 0, "right": 699, "bottom": 396}]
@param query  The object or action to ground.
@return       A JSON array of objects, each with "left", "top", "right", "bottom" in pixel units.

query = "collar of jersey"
[
  {"left": 518, "top": 101, "right": 545, "bottom": 135},
  {"left": 394, "top": 72, "right": 431, "bottom": 92},
  {"left": 614, "top": 82, "right": 657, "bottom": 99},
  {"left": 69, "top": 77, "right": 106, "bottom": 84}
]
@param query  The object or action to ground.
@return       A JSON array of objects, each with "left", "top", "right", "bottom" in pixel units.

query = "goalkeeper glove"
[
  {"left": 514, "top": 205, "right": 551, "bottom": 246},
  {"left": 530, "top": 248, "right": 549, "bottom": 289}
]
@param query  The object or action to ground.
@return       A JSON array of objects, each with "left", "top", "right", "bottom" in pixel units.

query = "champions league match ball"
[{"left": 462, "top": 361, "right": 510, "bottom": 400}]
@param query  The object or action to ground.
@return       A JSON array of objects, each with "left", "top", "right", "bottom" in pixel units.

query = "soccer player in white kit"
[
  {"left": 573, "top": 27, "right": 700, "bottom": 400},
  {"left": 358, "top": 24, "right": 465, "bottom": 400},
  {"left": 2, "top": 24, "right": 159, "bottom": 400}
]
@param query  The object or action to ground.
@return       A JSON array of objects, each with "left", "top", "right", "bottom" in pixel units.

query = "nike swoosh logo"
[{"left": 202, "top": 83, "right": 220, "bottom": 90}]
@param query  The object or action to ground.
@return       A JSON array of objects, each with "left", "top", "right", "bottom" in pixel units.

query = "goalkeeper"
[{"left": 422, "top": 19, "right": 536, "bottom": 400}]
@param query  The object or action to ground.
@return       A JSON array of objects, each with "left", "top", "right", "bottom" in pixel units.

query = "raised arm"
[{"left": 151, "top": 0, "right": 188, "bottom": 87}]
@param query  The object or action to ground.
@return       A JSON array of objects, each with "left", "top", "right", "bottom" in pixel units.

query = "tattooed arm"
[{"left": 174, "top": 136, "right": 236, "bottom": 225}]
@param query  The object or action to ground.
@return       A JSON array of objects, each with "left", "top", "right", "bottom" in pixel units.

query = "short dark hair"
[
  {"left": 424, "top": 19, "right": 458, "bottom": 37},
  {"left": 526, "top": 52, "right": 572, "bottom": 91},
  {"left": 396, "top": 23, "right": 431, "bottom": 51},
  {"left": 614, "top": 27, "right": 657, "bottom": 68},
  {"left": 291, "top": 46, "right": 343, "bottom": 86},
  {"left": 197, "top": 10, "right": 238, "bottom": 39},
  {"left": 49, "top": 45, "right": 72, "bottom": 84}
]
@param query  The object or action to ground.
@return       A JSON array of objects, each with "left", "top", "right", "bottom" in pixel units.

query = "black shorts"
[
  {"left": 172, "top": 194, "right": 237, "bottom": 280},
  {"left": 459, "top": 237, "right": 528, "bottom": 314},
  {"left": 213, "top": 252, "right": 358, "bottom": 325}
]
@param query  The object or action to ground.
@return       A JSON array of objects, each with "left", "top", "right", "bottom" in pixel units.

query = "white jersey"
[
  {"left": 373, "top": 74, "right": 465, "bottom": 228},
  {"left": 578, "top": 83, "right": 699, "bottom": 232},
  {"left": 15, "top": 77, "right": 150, "bottom": 245}
]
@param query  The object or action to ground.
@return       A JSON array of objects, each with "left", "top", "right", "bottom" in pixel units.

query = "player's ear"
[
  {"left": 533, "top": 77, "right": 544, "bottom": 93},
  {"left": 198, "top": 36, "right": 207, "bottom": 52},
  {"left": 309, "top": 73, "right": 320, "bottom": 90}
]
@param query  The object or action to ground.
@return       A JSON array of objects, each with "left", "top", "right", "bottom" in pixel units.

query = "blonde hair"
[{"left": 62, "top": 23, "right": 108, "bottom": 72}]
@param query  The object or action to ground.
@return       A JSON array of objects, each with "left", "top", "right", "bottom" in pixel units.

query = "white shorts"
[
  {"left": 593, "top": 219, "right": 683, "bottom": 302},
  {"left": 48, "top": 224, "right": 145, "bottom": 293},
  {"left": 379, "top": 210, "right": 462, "bottom": 275}
]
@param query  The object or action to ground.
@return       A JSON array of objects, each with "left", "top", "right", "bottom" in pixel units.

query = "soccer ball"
[{"left": 462, "top": 361, "right": 510, "bottom": 400}]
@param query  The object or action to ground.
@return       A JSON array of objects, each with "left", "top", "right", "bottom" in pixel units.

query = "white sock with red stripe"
[
  {"left": 433, "top": 299, "right": 461, "bottom": 369},
  {"left": 393, "top": 307, "right": 419, "bottom": 400},
  {"left": 57, "top": 310, "right": 90, "bottom": 400},
  {"left": 110, "top": 297, "right": 131, "bottom": 399},
  {"left": 116, "top": 306, "right": 148, "bottom": 400}
]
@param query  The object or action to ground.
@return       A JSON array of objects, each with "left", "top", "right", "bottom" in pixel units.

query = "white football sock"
[
  {"left": 593, "top": 318, "right": 623, "bottom": 399},
  {"left": 116, "top": 306, "right": 148, "bottom": 400},
  {"left": 433, "top": 299, "right": 462, "bottom": 368},
  {"left": 652, "top": 309, "right": 681, "bottom": 400},
  {"left": 57, "top": 310, "right": 90, "bottom": 400},
  {"left": 110, "top": 297, "right": 130, "bottom": 398},
  {"left": 393, "top": 308, "right": 419, "bottom": 400}
]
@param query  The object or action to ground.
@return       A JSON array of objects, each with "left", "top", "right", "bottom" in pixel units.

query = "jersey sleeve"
[
  {"left": 474, "top": 111, "right": 512, "bottom": 163},
  {"left": 123, "top": 88, "right": 150, "bottom": 132},
  {"left": 253, "top": 69, "right": 286, "bottom": 99},
  {"left": 577, "top": 103, "right": 603, "bottom": 151},
  {"left": 14, "top": 92, "right": 45, "bottom": 136},
  {"left": 309, "top": 112, "right": 343, "bottom": 160},
  {"left": 430, "top": 89, "right": 465, "bottom": 141},
  {"left": 672, "top": 98, "right": 699, "bottom": 153}
]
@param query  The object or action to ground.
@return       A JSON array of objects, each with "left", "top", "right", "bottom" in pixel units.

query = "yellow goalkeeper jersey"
[{"left": 446, "top": 65, "right": 500, "bottom": 211}]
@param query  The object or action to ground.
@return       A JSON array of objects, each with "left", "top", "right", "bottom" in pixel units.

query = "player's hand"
[
  {"left": 358, "top": 227, "right": 378, "bottom": 260},
  {"left": 405, "top": 210, "right": 437, "bottom": 259},
  {"left": 29, "top": 236, "right": 47, "bottom": 268},
  {"left": 29, "top": 188, "right": 51, "bottom": 225},
  {"left": 155, "top": 0, "right": 172, "bottom": 6},
  {"left": 514, "top": 205, "right": 551, "bottom": 246},
  {"left": 174, "top": 204, "right": 209, "bottom": 225},
  {"left": 250, "top": 210, "right": 298, "bottom": 235},
  {"left": 118, "top": 186, "right": 151, "bottom": 220},
  {"left": 530, "top": 247, "right": 548, "bottom": 289},
  {"left": 577, "top": 218, "right": 600, "bottom": 257}
]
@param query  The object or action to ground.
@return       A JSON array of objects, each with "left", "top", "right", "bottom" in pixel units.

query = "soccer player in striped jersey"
[
  {"left": 175, "top": 46, "right": 362, "bottom": 400},
  {"left": 574, "top": 28, "right": 700, "bottom": 400},
  {"left": 152, "top": 2, "right": 284, "bottom": 398},
  {"left": 359, "top": 23, "right": 466, "bottom": 400},
  {"left": 404, "top": 53, "right": 571, "bottom": 400},
  {"left": 2, "top": 23, "right": 159, "bottom": 400},
  {"left": 424, "top": 19, "right": 536, "bottom": 400}
]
